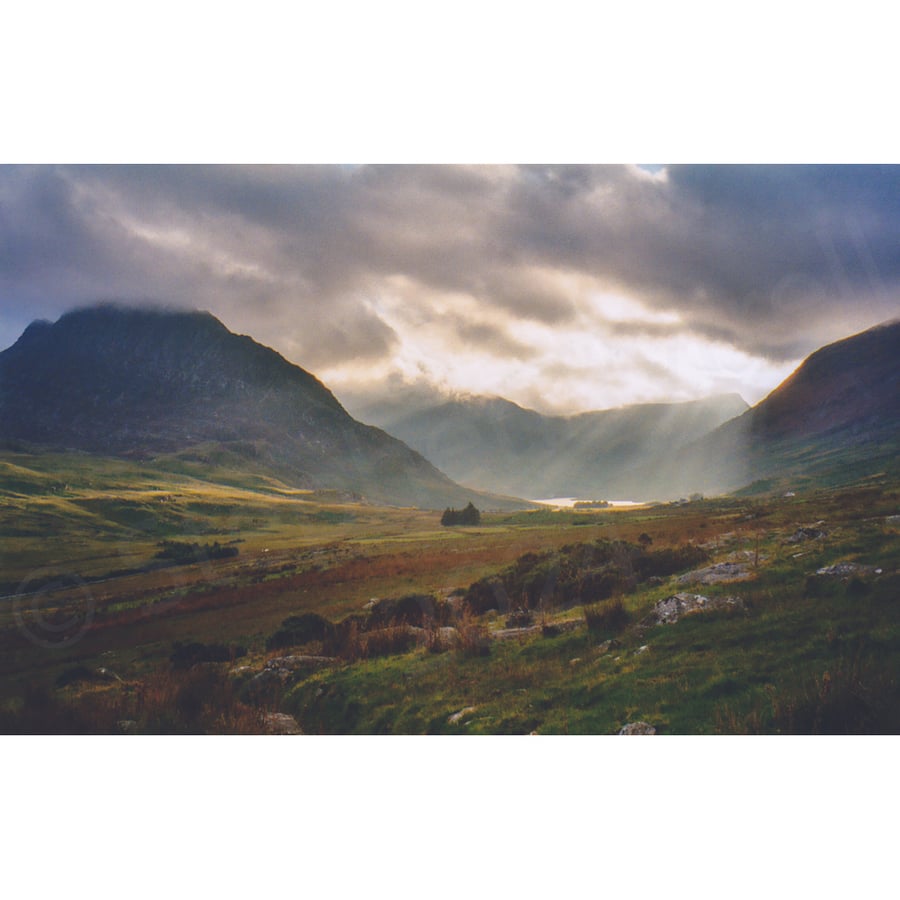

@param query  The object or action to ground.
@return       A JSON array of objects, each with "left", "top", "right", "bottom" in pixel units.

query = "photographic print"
[{"left": 1, "top": 164, "right": 898, "bottom": 734}]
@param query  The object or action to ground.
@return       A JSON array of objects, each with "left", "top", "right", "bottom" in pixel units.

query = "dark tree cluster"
[
  {"left": 441, "top": 502, "right": 481, "bottom": 526},
  {"left": 155, "top": 540, "right": 239, "bottom": 564}
]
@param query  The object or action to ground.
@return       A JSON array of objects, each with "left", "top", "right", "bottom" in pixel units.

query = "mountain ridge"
[
  {"left": 376, "top": 392, "right": 750, "bottom": 499},
  {"left": 0, "top": 304, "right": 527, "bottom": 510},
  {"left": 637, "top": 317, "right": 900, "bottom": 497}
]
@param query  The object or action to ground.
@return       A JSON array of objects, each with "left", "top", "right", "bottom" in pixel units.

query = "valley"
[
  {"left": 1, "top": 306, "right": 899, "bottom": 734},
  {"left": 2, "top": 450, "right": 898, "bottom": 734}
]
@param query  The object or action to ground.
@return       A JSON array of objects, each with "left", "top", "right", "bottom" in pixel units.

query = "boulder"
[
  {"left": 679, "top": 562, "right": 751, "bottom": 585},
  {"left": 618, "top": 722, "right": 656, "bottom": 735},
  {"left": 648, "top": 592, "right": 744, "bottom": 625},
  {"left": 492, "top": 624, "right": 543, "bottom": 641},
  {"left": 263, "top": 713, "right": 303, "bottom": 735},
  {"left": 448, "top": 706, "right": 478, "bottom": 725},
  {"left": 427, "top": 626, "right": 458, "bottom": 652}
]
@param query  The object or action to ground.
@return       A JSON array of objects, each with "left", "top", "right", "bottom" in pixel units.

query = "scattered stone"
[
  {"left": 636, "top": 645, "right": 649, "bottom": 654},
  {"left": 96, "top": 667, "right": 124, "bottom": 683},
  {"left": 406, "top": 626, "right": 428, "bottom": 645},
  {"left": 116, "top": 719, "right": 137, "bottom": 734},
  {"left": 618, "top": 722, "right": 656, "bottom": 735},
  {"left": 728, "top": 549, "right": 768, "bottom": 563},
  {"left": 648, "top": 592, "right": 745, "bottom": 625},
  {"left": 569, "top": 657, "right": 582, "bottom": 666},
  {"left": 263, "top": 713, "right": 303, "bottom": 735},
  {"left": 595, "top": 638, "right": 623, "bottom": 654},
  {"left": 492, "top": 624, "right": 542, "bottom": 641},
  {"left": 264, "top": 655, "right": 336, "bottom": 675},
  {"left": 786, "top": 527, "right": 827, "bottom": 544},
  {"left": 230, "top": 665, "right": 254, "bottom": 677},
  {"left": 679, "top": 562, "right": 752, "bottom": 585},
  {"left": 816, "top": 563, "right": 868, "bottom": 577},
  {"left": 363, "top": 598, "right": 378, "bottom": 610},
  {"left": 436, "top": 626, "right": 458, "bottom": 648},
  {"left": 886, "top": 515, "right": 900, "bottom": 525},
  {"left": 505, "top": 608, "right": 534, "bottom": 628},
  {"left": 448, "top": 706, "right": 478, "bottom": 725},
  {"left": 493, "top": 618, "right": 580, "bottom": 642}
]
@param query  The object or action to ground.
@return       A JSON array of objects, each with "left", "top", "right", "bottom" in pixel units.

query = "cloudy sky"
[{"left": 1, "top": 164, "right": 897, "bottom": 416}]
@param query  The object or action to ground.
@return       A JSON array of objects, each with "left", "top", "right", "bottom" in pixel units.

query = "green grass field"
[{"left": 1, "top": 449, "right": 898, "bottom": 734}]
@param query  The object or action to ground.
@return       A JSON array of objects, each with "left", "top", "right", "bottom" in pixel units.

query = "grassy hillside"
[{"left": 2, "top": 451, "right": 898, "bottom": 734}]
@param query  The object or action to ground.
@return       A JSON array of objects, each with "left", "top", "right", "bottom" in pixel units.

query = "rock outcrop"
[{"left": 647, "top": 592, "right": 744, "bottom": 625}]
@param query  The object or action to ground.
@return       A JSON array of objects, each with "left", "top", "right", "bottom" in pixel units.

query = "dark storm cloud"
[
  {"left": 0, "top": 164, "right": 898, "bottom": 368},
  {"left": 498, "top": 164, "right": 900, "bottom": 359}
]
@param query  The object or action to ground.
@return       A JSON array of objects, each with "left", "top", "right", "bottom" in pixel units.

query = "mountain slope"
[
  {"left": 646, "top": 318, "right": 900, "bottom": 497},
  {"left": 0, "top": 305, "right": 525, "bottom": 509},
  {"left": 378, "top": 393, "right": 749, "bottom": 499}
]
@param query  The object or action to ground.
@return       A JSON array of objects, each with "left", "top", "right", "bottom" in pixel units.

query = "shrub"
[
  {"left": 574, "top": 566, "right": 627, "bottom": 605},
  {"left": 328, "top": 617, "right": 364, "bottom": 661},
  {"left": 266, "top": 612, "right": 334, "bottom": 651},
  {"left": 363, "top": 625, "right": 418, "bottom": 658},
  {"left": 170, "top": 641, "right": 247, "bottom": 669},
  {"left": 464, "top": 576, "right": 507, "bottom": 615},
  {"left": 633, "top": 544, "right": 709, "bottom": 579},
  {"left": 456, "top": 611, "right": 491, "bottom": 657},
  {"left": 368, "top": 594, "right": 434, "bottom": 628},
  {"left": 583, "top": 597, "right": 630, "bottom": 635}
]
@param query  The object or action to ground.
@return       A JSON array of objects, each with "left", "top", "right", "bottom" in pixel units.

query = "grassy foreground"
[{"left": 1, "top": 450, "right": 898, "bottom": 734}]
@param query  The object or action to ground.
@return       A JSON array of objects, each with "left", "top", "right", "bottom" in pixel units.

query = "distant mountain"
[
  {"left": 645, "top": 318, "right": 900, "bottom": 497},
  {"left": 377, "top": 393, "right": 749, "bottom": 499},
  {"left": 0, "top": 305, "right": 526, "bottom": 509}
]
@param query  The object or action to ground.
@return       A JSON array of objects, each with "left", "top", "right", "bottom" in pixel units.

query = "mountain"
[
  {"left": 375, "top": 393, "right": 749, "bottom": 499},
  {"left": 0, "top": 305, "right": 526, "bottom": 509},
  {"left": 646, "top": 318, "right": 900, "bottom": 497}
]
